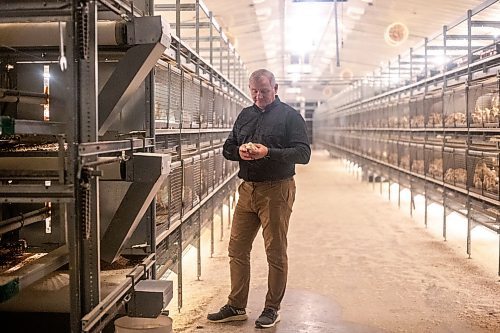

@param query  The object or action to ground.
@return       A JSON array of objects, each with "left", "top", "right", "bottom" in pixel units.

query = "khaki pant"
[{"left": 227, "top": 177, "right": 296, "bottom": 310}]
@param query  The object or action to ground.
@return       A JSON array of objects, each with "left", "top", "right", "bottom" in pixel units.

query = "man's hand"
[{"left": 239, "top": 142, "right": 269, "bottom": 160}]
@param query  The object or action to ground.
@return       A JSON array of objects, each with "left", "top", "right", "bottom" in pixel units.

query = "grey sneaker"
[
  {"left": 207, "top": 304, "right": 248, "bottom": 323},
  {"left": 255, "top": 307, "right": 280, "bottom": 328}
]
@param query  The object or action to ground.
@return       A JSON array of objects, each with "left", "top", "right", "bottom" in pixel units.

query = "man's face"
[{"left": 249, "top": 76, "right": 277, "bottom": 110}]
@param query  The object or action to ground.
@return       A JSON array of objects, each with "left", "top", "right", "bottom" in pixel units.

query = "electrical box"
[{"left": 129, "top": 280, "right": 174, "bottom": 318}]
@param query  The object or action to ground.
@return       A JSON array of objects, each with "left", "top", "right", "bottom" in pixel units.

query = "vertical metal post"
[
  {"left": 177, "top": 228, "right": 183, "bottom": 311},
  {"left": 467, "top": 9, "right": 473, "bottom": 82},
  {"left": 424, "top": 37, "right": 428, "bottom": 94},
  {"left": 209, "top": 11, "right": 214, "bottom": 82},
  {"left": 195, "top": 0, "right": 200, "bottom": 76},
  {"left": 443, "top": 25, "right": 448, "bottom": 89},
  {"left": 197, "top": 211, "right": 201, "bottom": 280},
  {"left": 176, "top": 0, "right": 181, "bottom": 67},
  {"left": 334, "top": 0, "right": 340, "bottom": 67},
  {"left": 424, "top": 187, "right": 428, "bottom": 228},
  {"left": 443, "top": 195, "right": 447, "bottom": 241},
  {"left": 210, "top": 202, "right": 214, "bottom": 257},
  {"left": 409, "top": 47, "right": 413, "bottom": 82},
  {"left": 220, "top": 203, "right": 224, "bottom": 241}
]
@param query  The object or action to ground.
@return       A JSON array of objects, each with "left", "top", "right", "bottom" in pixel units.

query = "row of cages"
[
  {"left": 155, "top": 177, "right": 238, "bottom": 272},
  {"left": 154, "top": 61, "right": 247, "bottom": 129},
  {"left": 323, "top": 76, "right": 499, "bottom": 129},
  {"left": 340, "top": 152, "right": 499, "bottom": 233},
  {"left": 324, "top": 133, "right": 500, "bottom": 201},
  {"left": 155, "top": 147, "right": 238, "bottom": 231},
  {"left": 155, "top": 131, "right": 229, "bottom": 161}
]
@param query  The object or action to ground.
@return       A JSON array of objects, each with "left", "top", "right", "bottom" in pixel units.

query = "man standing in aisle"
[{"left": 207, "top": 69, "right": 311, "bottom": 328}]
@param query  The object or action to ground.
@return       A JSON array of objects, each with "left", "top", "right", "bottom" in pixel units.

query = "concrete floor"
[{"left": 169, "top": 150, "right": 500, "bottom": 333}]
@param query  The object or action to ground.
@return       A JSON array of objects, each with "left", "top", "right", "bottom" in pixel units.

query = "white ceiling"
[{"left": 157, "top": 0, "right": 500, "bottom": 102}]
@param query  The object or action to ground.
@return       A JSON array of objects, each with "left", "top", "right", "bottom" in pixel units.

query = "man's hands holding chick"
[{"left": 239, "top": 142, "right": 269, "bottom": 160}]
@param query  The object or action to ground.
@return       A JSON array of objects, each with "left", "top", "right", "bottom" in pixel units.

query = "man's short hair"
[{"left": 249, "top": 69, "right": 276, "bottom": 87}]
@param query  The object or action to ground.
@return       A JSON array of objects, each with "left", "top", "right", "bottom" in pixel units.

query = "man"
[{"left": 207, "top": 69, "right": 311, "bottom": 328}]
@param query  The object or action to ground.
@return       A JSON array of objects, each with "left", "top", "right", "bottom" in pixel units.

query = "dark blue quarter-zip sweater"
[{"left": 223, "top": 96, "right": 311, "bottom": 182}]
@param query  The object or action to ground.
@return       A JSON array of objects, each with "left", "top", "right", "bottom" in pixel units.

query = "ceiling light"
[{"left": 384, "top": 22, "right": 409, "bottom": 46}]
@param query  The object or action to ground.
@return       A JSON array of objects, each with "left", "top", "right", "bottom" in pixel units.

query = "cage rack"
[
  {"left": 443, "top": 84, "right": 467, "bottom": 128},
  {"left": 312, "top": 0, "right": 500, "bottom": 277}
]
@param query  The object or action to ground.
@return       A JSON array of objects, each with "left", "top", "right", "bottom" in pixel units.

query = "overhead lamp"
[{"left": 384, "top": 22, "right": 409, "bottom": 46}]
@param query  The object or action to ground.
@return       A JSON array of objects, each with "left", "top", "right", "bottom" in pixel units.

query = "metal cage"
[
  {"left": 425, "top": 137, "right": 443, "bottom": 181},
  {"left": 410, "top": 141, "right": 425, "bottom": 175},
  {"left": 424, "top": 91, "right": 443, "bottom": 128},
  {"left": 468, "top": 78, "right": 500, "bottom": 128},
  {"left": 154, "top": 63, "right": 169, "bottom": 127},
  {"left": 410, "top": 96, "right": 425, "bottom": 128},
  {"left": 168, "top": 65, "right": 182, "bottom": 129},
  {"left": 200, "top": 82, "right": 214, "bottom": 129},
  {"left": 443, "top": 86, "right": 467, "bottom": 128},
  {"left": 468, "top": 143, "right": 499, "bottom": 201},
  {"left": 443, "top": 147, "right": 467, "bottom": 189},
  {"left": 168, "top": 161, "right": 183, "bottom": 224},
  {"left": 213, "top": 89, "right": 224, "bottom": 128},
  {"left": 182, "top": 74, "right": 201, "bottom": 129}
]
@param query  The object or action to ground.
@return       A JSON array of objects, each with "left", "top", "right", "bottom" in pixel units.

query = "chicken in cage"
[
  {"left": 472, "top": 93, "right": 499, "bottom": 125},
  {"left": 444, "top": 112, "right": 466, "bottom": 127},
  {"left": 444, "top": 168, "right": 467, "bottom": 185},
  {"left": 428, "top": 158, "right": 443, "bottom": 178},
  {"left": 411, "top": 160, "right": 425, "bottom": 174},
  {"left": 473, "top": 159, "right": 499, "bottom": 193}
]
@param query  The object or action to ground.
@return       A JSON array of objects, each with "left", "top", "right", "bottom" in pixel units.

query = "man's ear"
[{"left": 274, "top": 84, "right": 278, "bottom": 93}]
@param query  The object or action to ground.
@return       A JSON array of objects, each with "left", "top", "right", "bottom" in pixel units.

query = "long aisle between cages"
[{"left": 166, "top": 150, "right": 500, "bottom": 333}]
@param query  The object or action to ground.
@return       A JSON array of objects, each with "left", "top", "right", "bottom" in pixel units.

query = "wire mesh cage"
[
  {"left": 155, "top": 134, "right": 180, "bottom": 161},
  {"left": 193, "top": 155, "right": 201, "bottom": 207},
  {"left": 425, "top": 136, "right": 443, "bottom": 181},
  {"left": 154, "top": 63, "right": 169, "bottom": 128},
  {"left": 156, "top": 176, "right": 170, "bottom": 226},
  {"left": 222, "top": 93, "right": 231, "bottom": 128},
  {"left": 410, "top": 141, "right": 425, "bottom": 175},
  {"left": 373, "top": 104, "right": 384, "bottom": 128},
  {"left": 182, "top": 74, "right": 201, "bottom": 129},
  {"left": 398, "top": 140, "right": 410, "bottom": 171},
  {"left": 387, "top": 102, "right": 398, "bottom": 128},
  {"left": 183, "top": 157, "right": 195, "bottom": 215},
  {"left": 181, "top": 213, "right": 200, "bottom": 250},
  {"left": 214, "top": 148, "right": 224, "bottom": 186},
  {"left": 213, "top": 89, "right": 224, "bottom": 128},
  {"left": 200, "top": 197, "right": 214, "bottom": 230},
  {"left": 156, "top": 228, "right": 179, "bottom": 269},
  {"left": 443, "top": 86, "right": 467, "bottom": 127},
  {"left": 399, "top": 100, "right": 410, "bottom": 128},
  {"left": 180, "top": 133, "right": 198, "bottom": 157},
  {"left": 468, "top": 77, "right": 500, "bottom": 128},
  {"left": 443, "top": 147, "right": 467, "bottom": 189},
  {"left": 424, "top": 91, "right": 443, "bottom": 128},
  {"left": 468, "top": 139, "right": 499, "bottom": 200},
  {"left": 380, "top": 103, "right": 389, "bottom": 128},
  {"left": 410, "top": 96, "right": 425, "bottom": 128},
  {"left": 168, "top": 65, "right": 182, "bottom": 129},
  {"left": 388, "top": 138, "right": 398, "bottom": 167},
  {"left": 200, "top": 82, "right": 214, "bottom": 129},
  {"left": 469, "top": 198, "right": 500, "bottom": 233},
  {"left": 229, "top": 97, "right": 238, "bottom": 127},
  {"left": 168, "top": 161, "right": 183, "bottom": 224},
  {"left": 199, "top": 132, "right": 212, "bottom": 153}
]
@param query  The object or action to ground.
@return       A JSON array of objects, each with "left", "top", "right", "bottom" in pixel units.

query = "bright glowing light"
[
  {"left": 291, "top": 72, "right": 301, "bottom": 82},
  {"left": 432, "top": 55, "right": 450, "bottom": 67},
  {"left": 286, "top": 4, "right": 326, "bottom": 55}
]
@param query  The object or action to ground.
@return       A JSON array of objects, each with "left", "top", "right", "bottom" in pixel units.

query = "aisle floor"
[{"left": 168, "top": 150, "right": 500, "bottom": 333}]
